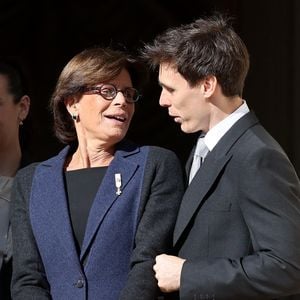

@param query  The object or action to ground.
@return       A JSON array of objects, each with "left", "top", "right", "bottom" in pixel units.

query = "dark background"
[{"left": 1, "top": 0, "right": 300, "bottom": 174}]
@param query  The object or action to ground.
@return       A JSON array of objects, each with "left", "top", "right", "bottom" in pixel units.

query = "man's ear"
[{"left": 202, "top": 75, "right": 217, "bottom": 97}]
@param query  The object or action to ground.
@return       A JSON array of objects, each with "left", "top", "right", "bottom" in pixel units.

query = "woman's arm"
[{"left": 119, "top": 147, "right": 184, "bottom": 300}]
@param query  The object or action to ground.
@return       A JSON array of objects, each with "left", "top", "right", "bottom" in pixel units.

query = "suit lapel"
[
  {"left": 185, "top": 145, "right": 195, "bottom": 178},
  {"left": 174, "top": 152, "right": 232, "bottom": 244},
  {"left": 174, "top": 111, "right": 260, "bottom": 245},
  {"left": 80, "top": 146, "right": 139, "bottom": 261}
]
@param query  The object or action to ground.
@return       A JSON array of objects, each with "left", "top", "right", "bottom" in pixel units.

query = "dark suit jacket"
[
  {"left": 174, "top": 112, "right": 300, "bottom": 300},
  {"left": 10, "top": 140, "right": 184, "bottom": 300}
]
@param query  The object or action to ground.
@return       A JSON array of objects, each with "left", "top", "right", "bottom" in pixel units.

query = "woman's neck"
[
  {"left": 65, "top": 143, "right": 115, "bottom": 171},
  {"left": 0, "top": 144, "right": 22, "bottom": 177}
]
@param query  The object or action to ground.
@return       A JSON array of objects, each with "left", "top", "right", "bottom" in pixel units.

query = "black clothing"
[{"left": 65, "top": 167, "right": 107, "bottom": 252}]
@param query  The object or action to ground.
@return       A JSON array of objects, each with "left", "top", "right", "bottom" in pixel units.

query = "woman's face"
[
  {"left": 70, "top": 68, "right": 136, "bottom": 147},
  {"left": 0, "top": 74, "right": 22, "bottom": 149}
]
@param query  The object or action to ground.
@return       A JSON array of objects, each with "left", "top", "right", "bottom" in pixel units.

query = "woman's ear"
[
  {"left": 18, "top": 95, "right": 30, "bottom": 122},
  {"left": 64, "top": 97, "right": 77, "bottom": 115}
]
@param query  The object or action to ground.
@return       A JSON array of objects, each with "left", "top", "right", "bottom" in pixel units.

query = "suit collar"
[
  {"left": 185, "top": 111, "right": 258, "bottom": 180},
  {"left": 204, "top": 100, "right": 250, "bottom": 151},
  {"left": 174, "top": 111, "right": 259, "bottom": 245},
  {"left": 210, "top": 111, "right": 259, "bottom": 159}
]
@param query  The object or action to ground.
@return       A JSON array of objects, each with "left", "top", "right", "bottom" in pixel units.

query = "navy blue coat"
[{"left": 10, "top": 141, "right": 184, "bottom": 300}]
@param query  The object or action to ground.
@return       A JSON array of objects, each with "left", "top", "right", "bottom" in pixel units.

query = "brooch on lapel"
[{"left": 115, "top": 173, "right": 122, "bottom": 195}]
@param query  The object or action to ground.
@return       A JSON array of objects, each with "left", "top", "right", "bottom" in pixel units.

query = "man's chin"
[
  {"left": 180, "top": 124, "right": 190, "bottom": 133},
  {"left": 180, "top": 125, "right": 199, "bottom": 134}
]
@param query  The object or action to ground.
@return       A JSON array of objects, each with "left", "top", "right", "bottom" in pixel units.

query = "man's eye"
[{"left": 164, "top": 86, "right": 175, "bottom": 93}]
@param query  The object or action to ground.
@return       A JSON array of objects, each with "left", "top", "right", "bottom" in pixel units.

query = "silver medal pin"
[{"left": 115, "top": 173, "right": 122, "bottom": 195}]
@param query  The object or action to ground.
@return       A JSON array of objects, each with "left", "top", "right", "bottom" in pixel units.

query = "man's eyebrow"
[
  {"left": 159, "top": 81, "right": 175, "bottom": 92},
  {"left": 159, "top": 81, "right": 170, "bottom": 88}
]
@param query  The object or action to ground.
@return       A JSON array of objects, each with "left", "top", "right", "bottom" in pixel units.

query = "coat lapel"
[
  {"left": 80, "top": 145, "right": 140, "bottom": 261},
  {"left": 174, "top": 111, "right": 260, "bottom": 245}
]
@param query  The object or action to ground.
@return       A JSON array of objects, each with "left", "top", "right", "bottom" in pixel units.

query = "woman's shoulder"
[
  {"left": 15, "top": 162, "right": 40, "bottom": 181},
  {"left": 142, "top": 146, "right": 183, "bottom": 176},
  {"left": 119, "top": 140, "right": 182, "bottom": 166},
  {"left": 119, "top": 140, "right": 177, "bottom": 156},
  {"left": 146, "top": 145, "right": 180, "bottom": 160}
]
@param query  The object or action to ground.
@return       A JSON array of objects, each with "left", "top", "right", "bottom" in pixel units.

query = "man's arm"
[{"left": 181, "top": 148, "right": 300, "bottom": 299}]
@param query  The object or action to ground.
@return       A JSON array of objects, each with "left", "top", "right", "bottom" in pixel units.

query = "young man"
[{"left": 143, "top": 15, "right": 300, "bottom": 300}]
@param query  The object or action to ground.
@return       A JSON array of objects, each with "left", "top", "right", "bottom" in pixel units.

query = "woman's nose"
[{"left": 113, "top": 91, "right": 128, "bottom": 106}]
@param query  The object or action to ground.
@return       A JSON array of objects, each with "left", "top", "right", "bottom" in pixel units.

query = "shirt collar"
[{"left": 204, "top": 101, "right": 250, "bottom": 151}]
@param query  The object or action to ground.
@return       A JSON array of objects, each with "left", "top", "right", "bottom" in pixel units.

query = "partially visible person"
[
  {"left": 0, "top": 60, "right": 30, "bottom": 300},
  {"left": 10, "top": 46, "right": 184, "bottom": 300},
  {"left": 142, "top": 14, "right": 300, "bottom": 299}
]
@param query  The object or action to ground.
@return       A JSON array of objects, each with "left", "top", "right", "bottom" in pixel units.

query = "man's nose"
[{"left": 159, "top": 92, "right": 170, "bottom": 107}]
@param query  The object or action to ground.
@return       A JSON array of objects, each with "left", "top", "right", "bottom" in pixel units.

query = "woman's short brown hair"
[{"left": 50, "top": 47, "right": 146, "bottom": 144}]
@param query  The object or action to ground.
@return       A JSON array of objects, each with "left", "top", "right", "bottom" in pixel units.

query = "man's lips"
[
  {"left": 173, "top": 117, "right": 182, "bottom": 123},
  {"left": 169, "top": 113, "right": 181, "bottom": 123}
]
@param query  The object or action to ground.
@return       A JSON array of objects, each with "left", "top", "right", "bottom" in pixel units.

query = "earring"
[
  {"left": 19, "top": 119, "right": 24, "bottom": 126},
  {"left": 72, "top": 113, "right": 78, "bottom": 121}
]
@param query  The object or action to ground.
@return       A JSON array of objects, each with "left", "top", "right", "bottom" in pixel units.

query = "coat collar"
[
  {"left": 40, "top": 139, "right": 140, "bottom": 168},
  {"left": 34, "top": 140, "right": 141, "bottom": 261},
  {"left": 174, "top": 111, "right": 259, "bottom": 245}
]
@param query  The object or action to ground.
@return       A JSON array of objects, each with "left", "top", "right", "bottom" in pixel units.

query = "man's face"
[{"left": 158, "top": 63, "right": 211, "bottom": 133}]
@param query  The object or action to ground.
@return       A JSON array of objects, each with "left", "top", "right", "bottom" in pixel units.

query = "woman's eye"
[{"left": 102, "top": 88, "right": 114, "bottom": 95}]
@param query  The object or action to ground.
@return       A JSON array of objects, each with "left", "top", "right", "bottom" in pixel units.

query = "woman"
[
  {"left": 0, "top": 61, "right": 30, "bottom": 300},
  {"left": 10, "top": 47, "right": 184, "bottom": 300}
]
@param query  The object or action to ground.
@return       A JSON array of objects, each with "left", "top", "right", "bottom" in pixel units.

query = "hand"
[{"left": 153, "top": 254, "right": 186, "bottom": 293}]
